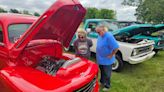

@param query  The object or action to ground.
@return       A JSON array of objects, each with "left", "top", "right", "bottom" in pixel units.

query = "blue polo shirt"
[{"left": 96, "top": 32, "right": 119, "bottom": 65}]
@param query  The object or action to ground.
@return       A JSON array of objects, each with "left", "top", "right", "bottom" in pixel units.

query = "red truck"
[{"left": 0, "top": 0, "right": 99, "bottom": 92}]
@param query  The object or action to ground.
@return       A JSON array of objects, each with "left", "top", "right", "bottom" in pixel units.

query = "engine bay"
[
  {"left": 36, "top": 56, "right": 66, "bottom": 76},
  {"left": 115, "top": 33, "right": 143, "bottom": 43},
  {"left": 35, "top": 56, "right": 82, "bottom": 76}
]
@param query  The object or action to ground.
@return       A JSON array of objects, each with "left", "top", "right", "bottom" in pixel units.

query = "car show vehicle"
[
  {"left": 131, "top": 24, "right": 164, "bottom": 53},
  {"left": 0, "top": 0, "right": 99, "bottom": 92},
  {"left": 154, "top": 24, "right": 164, "bottom": 50},
  {"left": 79, "top": 19, "right": 155, "bottom": 71}
]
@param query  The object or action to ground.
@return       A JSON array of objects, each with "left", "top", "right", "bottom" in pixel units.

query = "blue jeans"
[{"left": 99, "top": 65, "right": 112, "bottom": 88}]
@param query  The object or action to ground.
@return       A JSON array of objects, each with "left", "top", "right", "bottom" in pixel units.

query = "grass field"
[
  {"left": 98, "top": 51, "right": 164, "bottom": 92},
  {"left": 68, "top": 50, "right": 164, "bottom": 92}
]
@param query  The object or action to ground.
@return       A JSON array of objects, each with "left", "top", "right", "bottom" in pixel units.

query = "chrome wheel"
[{"left": 112, "top": 59, "right": 119, "bottom": 71}]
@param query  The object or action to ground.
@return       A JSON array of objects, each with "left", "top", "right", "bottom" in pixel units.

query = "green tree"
[
  {"left": 122, "top": 0, "right": 164, "bottom": 24},
  {"left": 10, "top": 9, "right": 20, "bottom": 13},
  {"left": 136, "top": 0, "right": 164, "bottom": 23},
  {"left": 122, "top": 0, "right": 142, "bottom": 6},
  {"left": 34, "top": 12, "right": 40, "bottom": 16},
  {"left": 85, "top": 8, "right": 98, "bottom": 19},
  {"left": 0, "top": 7, "right": 7, "bottom": 13},
  {"left": 22, "top": 10, "right": 31, "bottom": 15},
  {"left": 85, "top": 8, "right": 116, "bottom": 20},
  {"left": 98, "top": 9, "right": 115, "bottom": 19}
]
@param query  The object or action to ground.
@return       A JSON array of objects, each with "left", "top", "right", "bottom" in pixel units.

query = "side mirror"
[{"left": 86, "top": 28, "right": 91, "bottom": 33}]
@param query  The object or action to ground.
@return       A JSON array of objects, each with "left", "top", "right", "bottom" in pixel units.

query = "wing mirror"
[{"left": 86, "top": 28, "right": 91, "bottom": 33}]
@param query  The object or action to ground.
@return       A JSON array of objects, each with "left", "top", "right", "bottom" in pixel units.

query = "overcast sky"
[{"left": 0, "top": 0, "right": 137, "bottom": 21}]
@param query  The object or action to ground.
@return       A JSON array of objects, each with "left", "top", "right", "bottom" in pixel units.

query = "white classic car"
[{"left": 68, "top": 19, "right": 155, "bottom": 72}]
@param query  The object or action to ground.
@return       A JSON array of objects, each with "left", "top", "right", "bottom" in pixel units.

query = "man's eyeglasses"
[{"left": 96, "top": 31, "right": 101, "bottom": 34}]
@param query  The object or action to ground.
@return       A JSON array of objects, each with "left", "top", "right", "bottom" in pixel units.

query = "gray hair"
[{"left": 96, "top": 24, "right": 108, "bottom": 32}]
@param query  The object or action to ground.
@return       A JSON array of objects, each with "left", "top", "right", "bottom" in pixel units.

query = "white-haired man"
[{"left": 96, "top": 25, "right": 119, "bottom": 91}]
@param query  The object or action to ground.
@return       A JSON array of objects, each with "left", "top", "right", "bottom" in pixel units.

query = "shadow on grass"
[{"left": 120, "top": 62, "right": 143, "bottom": 73}]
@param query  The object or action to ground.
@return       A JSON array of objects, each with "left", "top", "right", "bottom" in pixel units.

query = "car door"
[{"left": 0, "top": 24, "right": 8, "bottom": 69}]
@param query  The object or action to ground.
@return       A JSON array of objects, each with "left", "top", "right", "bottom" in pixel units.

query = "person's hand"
[
  {"left": 107, "top": 49, "right": 118, "bottom": 59},
  {"left": 107, "top": 54, "right": 113, "bottom": 59}
]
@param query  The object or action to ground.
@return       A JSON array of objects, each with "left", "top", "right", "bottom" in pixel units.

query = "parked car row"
[{"left": 66, "top": 19, "right": 164, "bottom": 72}]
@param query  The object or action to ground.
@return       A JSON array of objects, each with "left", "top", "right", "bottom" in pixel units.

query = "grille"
[
  {"left": 74, "top": 77, "right": 97, "bottom": 92},
  {"left": 137, "top": 45, "right": 152, "bottom": 55}
]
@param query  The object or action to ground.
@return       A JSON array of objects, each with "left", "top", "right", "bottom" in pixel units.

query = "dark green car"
[{"left": 118, "top": 24, "right": 164, "bottom": 53}]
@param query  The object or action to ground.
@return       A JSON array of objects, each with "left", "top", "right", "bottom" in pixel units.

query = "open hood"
[
  {"left": 9, "top": 0, "right": 86, "bottom": 59},
  {"left": 112, "top": 24, "right": 155, "bottom": 37}
]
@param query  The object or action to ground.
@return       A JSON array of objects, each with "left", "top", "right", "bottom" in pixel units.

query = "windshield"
[
  {"left": 106, "top": 21, "right": 119, "bottom": 31},
  {"left": 8, "top": 24, "right": 32, "bottom": 43},
  {"left": 117, "top": 22, "right": 141, "bottom": 28},
  {"left": 99, "top": 21, "right": 119, "bottom": 31}
]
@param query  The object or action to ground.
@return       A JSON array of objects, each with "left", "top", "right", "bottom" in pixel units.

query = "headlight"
[
  {"left": 132, "top": 49, "right": 138, "bottom": 56},
  {"left": 150, "top": 45, "right": 154, "bottom": 50},
  {"left": 157, "top": 42, "right": 160, "bottom": 45}
]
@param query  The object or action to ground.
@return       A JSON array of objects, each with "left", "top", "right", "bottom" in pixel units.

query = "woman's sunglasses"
[{"left": 78, "top": 35, "right": 84, "bottom": 39}]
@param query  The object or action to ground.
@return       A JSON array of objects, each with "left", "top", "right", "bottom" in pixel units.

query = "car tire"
[
  {"left": 153, "top": 49, "right": 159, "bottom": 54},
  {"left": 112, "top": 54, "right": 123, "bottom": 72}
]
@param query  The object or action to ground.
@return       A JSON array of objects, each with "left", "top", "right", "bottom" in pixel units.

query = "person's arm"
[
  {"left": 107, "top": 33, "right": 119, "bottom": 58},
  {"left": 73, "top": 40, "right": 78, "bottom": 52},
  {"left": 107, "top": 48, "right": 119, "bottom": 58}
]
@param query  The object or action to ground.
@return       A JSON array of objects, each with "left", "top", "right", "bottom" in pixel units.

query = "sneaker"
[{"left": 102, "top": 87, "right": 109, "bottom": 92}]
